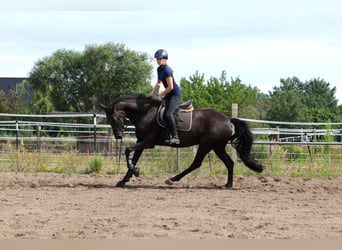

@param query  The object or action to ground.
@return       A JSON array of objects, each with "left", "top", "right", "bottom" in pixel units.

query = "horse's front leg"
[
  {"left": 116, "top": 142, "right": 145, "bottom": 187},
  {"left": 126, "top": 147, "right": 144, "bottom": 177}
]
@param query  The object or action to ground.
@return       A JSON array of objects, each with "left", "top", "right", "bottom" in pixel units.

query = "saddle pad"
[{"left": 157, "top": 108, "right": 193, "bottom": 131}]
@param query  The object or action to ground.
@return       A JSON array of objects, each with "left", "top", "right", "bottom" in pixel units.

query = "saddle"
[{"left": 157, "top": 99, "right": 194, "bottom": 131}]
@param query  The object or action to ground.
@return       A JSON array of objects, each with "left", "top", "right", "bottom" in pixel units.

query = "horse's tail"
[{"left": 230, "top": 118, "right": 264, "bottom": 173}]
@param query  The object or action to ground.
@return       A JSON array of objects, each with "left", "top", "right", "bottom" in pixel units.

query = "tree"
[
  {"left": 267, "top": 85, "right": 306, "bottom": 122},
  {"left": 0, "top": 86, "right": 29, "bottom": 114},
  {"left": 82, "top": 43, "right": 153, "bottom": 107},
  {"left": 180, "top": 71, "right": 211, "bottom": 108},
  {"left": 302, "top": 78, "right": 340, "bottom": 122},
  {"left": 181, "top": 70, "right": 260, "bottom": 118},
  {"left": 28, "top": 49, "right": 87, "bottom": 113},
  {"left": 27, "top": 43, "right": 153, "bottom": 113},
  {"left": 255, "top": 92, "right": 271, "bottom": 120},
  {"left": 0, "top": 90, "right": 8, "bottom": 113},
  {"left": 267, "top": 77, "right": 341, "bottom": 123},
  {"left": 223, "top": 75, "right": 259, "bottom": 118}
]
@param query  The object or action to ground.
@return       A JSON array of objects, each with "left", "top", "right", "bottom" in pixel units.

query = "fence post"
[
  {"left": 15, "top": 120, "right": 19, "bottom": 151},
  {"left": 277, "top": 126, "right": 280, "bottom": 141},
  {"left": 37, "top": 124, "right": 41, "bottom": 153},
  {"left": 231, "top": 103, "right": 238, "bottom": 163},
  {"left": 176, "top": 148, "right": 180, "bottom": 171},
  {"left": 93, "top": 113, "right": 97, "bottom": 154}
]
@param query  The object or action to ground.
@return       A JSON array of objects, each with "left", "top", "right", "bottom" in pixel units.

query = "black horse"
[{"left": 101, "top": 94, "right": 263, "bottom": 188}]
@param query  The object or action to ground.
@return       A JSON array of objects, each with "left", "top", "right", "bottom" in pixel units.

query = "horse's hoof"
[
  {"left": 116, "top": 181, "right": 126, "bottom": 188},
  {"left": 165, "top": 179, "right": 173, "bottom": 185},
  {"left": 133, "top": 167, "right": 140, "bottom": 177},
  {"left": 225, "top": 184, "right": 233, "bottom": 189}
]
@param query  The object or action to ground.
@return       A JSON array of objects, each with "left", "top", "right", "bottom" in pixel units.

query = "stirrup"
[{"left": 165, "top": 137, "right": 180, "bottom": 145}]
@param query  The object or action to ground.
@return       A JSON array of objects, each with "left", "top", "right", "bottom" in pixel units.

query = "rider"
[{"left": 148, "top": 49, "right": 182, "bottom": 145}]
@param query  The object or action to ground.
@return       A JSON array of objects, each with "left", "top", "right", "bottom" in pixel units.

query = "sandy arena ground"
[{"left": 0, "top": 172, "right": 341, "bottom": 239}]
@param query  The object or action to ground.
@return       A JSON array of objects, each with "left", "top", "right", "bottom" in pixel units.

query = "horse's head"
[
  {"left": 101, "top": 103, "right": 126, "bottom": 140},
  {"left": 101, "top": 94, "right": 160, "bottom": 139}
]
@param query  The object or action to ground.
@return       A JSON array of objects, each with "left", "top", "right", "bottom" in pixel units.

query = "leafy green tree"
[
  {"left": 225, "top": 76, "right": 259, "bottom": 118},
  {"left": 255, "top": 92, "right": 271, "bottom": 120},
  {"left": 28, "top": 49, "right": 85, "bottom": 112},
  {"left": 27, "top": 43, "right": 153, "bottom": 113},
  {"left": 302, "top": 78, "right": 340, "bottom": 122},
  {"left": 181, "top": 70, "right": 260, "bottom": 118},
  {"left": 206, "top": 72, "right": 229, "bottom": 113},
  {"left": 180, "top": 71, "right": 211, "bottom": 108},
  {"left": 0, "top": 90, "right": 8, "bottom": 113},
  {"left": 267, "top": 86, "right": 306, "bottom": 122},
  {"left": 30, "top": 86, "right": 54, "bottom": 114},
  {"left": 0, "top": 86, "right": 29, "bottom": 114},
  {"left": 267, "top": 77, "right": 341, "bottom": 123},
  {"left": 82, "top": 43, "right": 152, "bottom": 107}
]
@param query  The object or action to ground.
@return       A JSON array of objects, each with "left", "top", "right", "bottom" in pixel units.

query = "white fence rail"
[
  {"left": 1, "top": 113, "right": 342, "bottom": 147},
  {"left": 1, "top": 113, "right": 342, "bottom": 154},
  {"left": 1, "top": 113, "right": 342, "bottom": 173}
]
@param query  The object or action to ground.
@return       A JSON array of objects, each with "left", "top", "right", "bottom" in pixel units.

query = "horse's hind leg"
[
  {"left": 213, "top": 145, "right": 234, "bottom": 188},
  {"left": 166, "top": 144, "right": 211, "bottom": 185}
]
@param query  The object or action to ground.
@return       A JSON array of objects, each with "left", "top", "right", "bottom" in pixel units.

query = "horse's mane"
[
  {"left": 113, "top": 94, "right": 144, "bottom": 103},
  {"left": 113, "top": 94, "right": 159, "bottom": 105}
]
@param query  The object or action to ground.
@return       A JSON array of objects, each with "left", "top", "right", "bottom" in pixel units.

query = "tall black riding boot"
[{"left": 166, "top": 116, "right": 180, "bottom": 144}]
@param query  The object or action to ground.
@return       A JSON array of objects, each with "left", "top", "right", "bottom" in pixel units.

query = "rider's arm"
[
  {"left": 157, "top": 77, "right": 174, "bottom": 100},
  {"left": 149, "top": 81, "right": 162, "bottom": 97}
]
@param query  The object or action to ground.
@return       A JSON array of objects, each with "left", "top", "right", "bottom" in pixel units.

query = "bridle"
[{"left": 111, "top": 110, "right": 126, "bottom": 133}]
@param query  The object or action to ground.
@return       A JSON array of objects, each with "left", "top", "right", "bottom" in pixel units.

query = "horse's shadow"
[{"left": 38, "top": 182, "right": 233, "bottom": 190}]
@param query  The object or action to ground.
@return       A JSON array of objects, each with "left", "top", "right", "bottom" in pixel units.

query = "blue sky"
[{"left": 1, "top": 0, "right": 342, "bottom": 104}]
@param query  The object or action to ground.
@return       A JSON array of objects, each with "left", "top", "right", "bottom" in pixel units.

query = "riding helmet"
[{"left": 154, "top": 49, "right": 168, "bottom": 59}]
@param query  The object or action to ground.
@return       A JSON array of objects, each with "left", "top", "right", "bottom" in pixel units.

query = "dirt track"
[{"left": 0, "top": 172, "right": 341, "bottom": 239}]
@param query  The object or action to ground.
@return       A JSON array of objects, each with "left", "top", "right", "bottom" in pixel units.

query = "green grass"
[
  {"left": 85, "top": 156, "right": 103, "bottom": 174},
  {"left": 0, "top": 144, "right": 341, "bottom": 178}
]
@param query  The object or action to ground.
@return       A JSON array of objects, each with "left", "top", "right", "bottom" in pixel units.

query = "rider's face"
[{"left": 156, "top": 58, "right": 167, "bottom": 65}]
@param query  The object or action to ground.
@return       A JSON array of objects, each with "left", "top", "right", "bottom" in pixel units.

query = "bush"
[{"left": 86, "top": 156, "right": 103, "bottom": 174}]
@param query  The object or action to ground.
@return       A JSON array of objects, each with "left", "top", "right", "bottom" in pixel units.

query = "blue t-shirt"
[{"left": 157, "top": 64, "right": 181, "bottom": 100}]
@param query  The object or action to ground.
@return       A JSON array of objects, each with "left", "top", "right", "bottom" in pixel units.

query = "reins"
[{"left": 116, "top": 138, "right": 123, "bottom": 170}]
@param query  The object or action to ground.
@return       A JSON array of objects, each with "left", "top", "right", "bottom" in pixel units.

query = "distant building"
[
  {"left": 0, "top": 77, "right": 33, "bottom": 103},
  {"left": 0, "top": 77, "right": 27, "bottom": 94}
]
